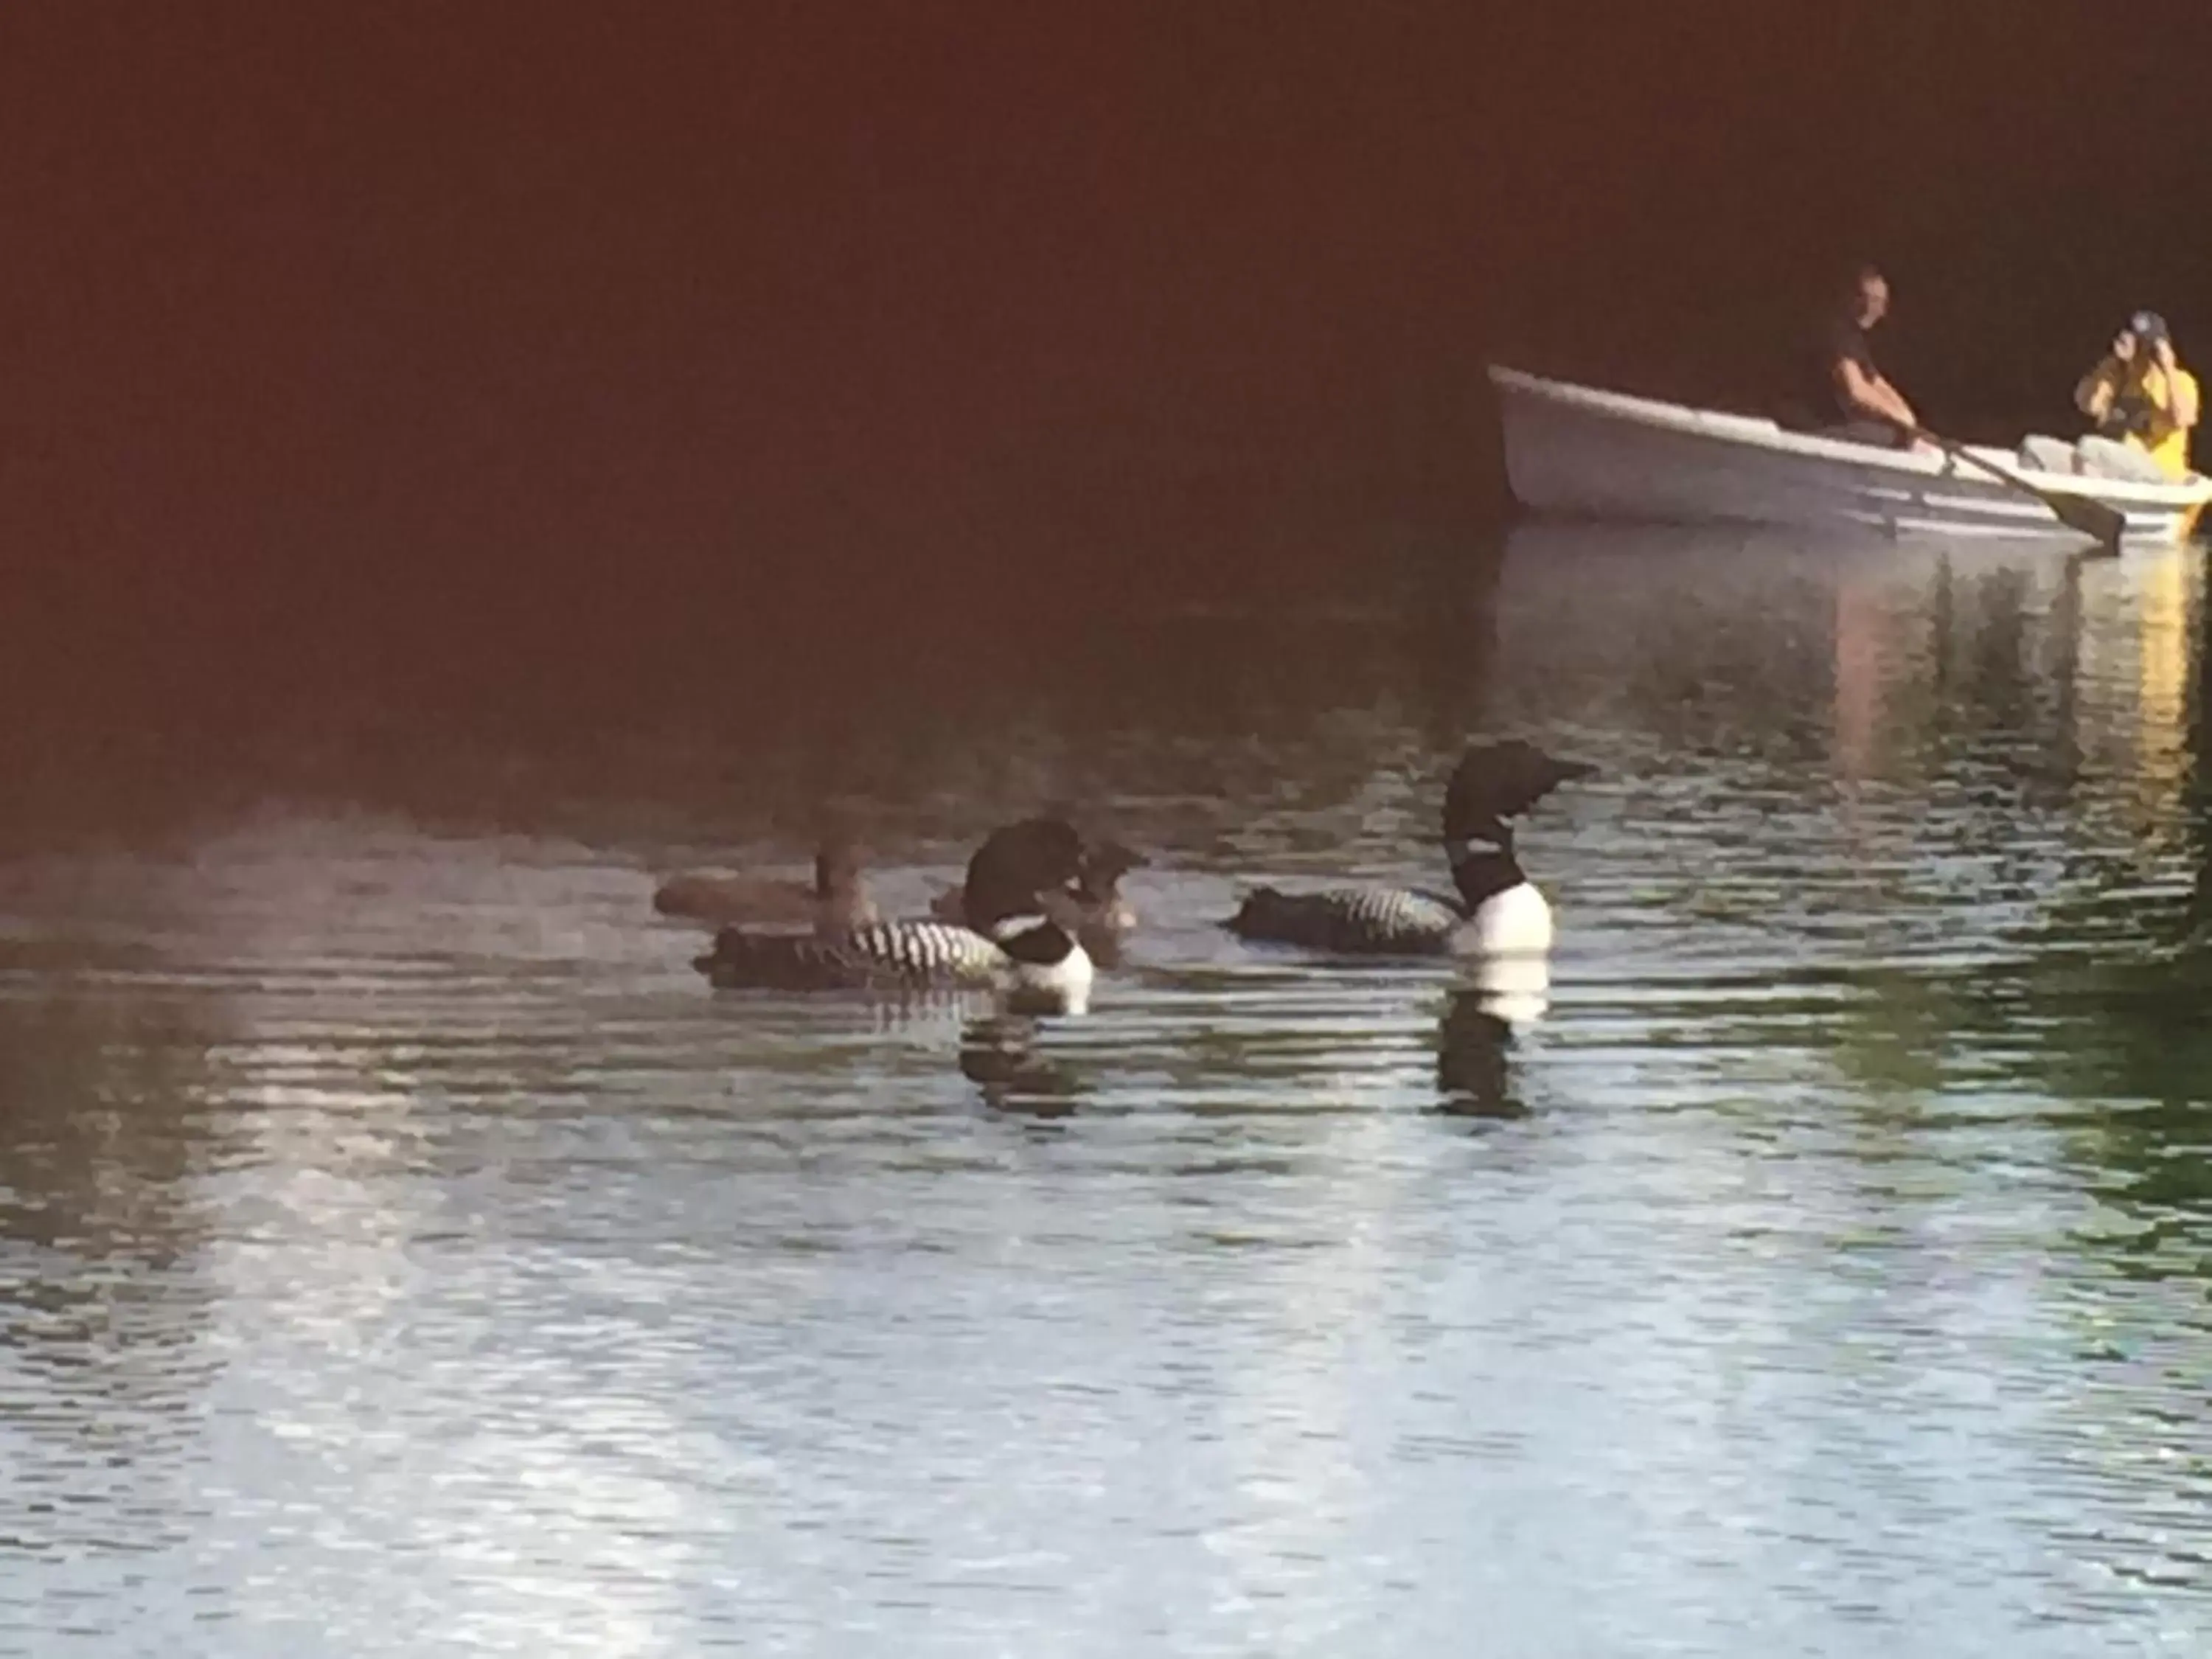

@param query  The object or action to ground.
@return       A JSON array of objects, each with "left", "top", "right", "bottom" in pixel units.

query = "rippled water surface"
[{"left": 5, "top": 525, "right": 2211, "bottom": 1656}]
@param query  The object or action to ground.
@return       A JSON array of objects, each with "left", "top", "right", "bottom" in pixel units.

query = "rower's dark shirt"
[{"left": 1805, "top": 314, "right": 1879, "bottom": 421}]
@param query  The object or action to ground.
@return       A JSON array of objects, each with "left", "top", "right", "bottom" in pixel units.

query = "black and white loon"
[
  {"left": 928, "top": 838, "right": 1147, "bottom": 964},
  {"left": 1224, "top": 740, "right": 1595, "bottom": 956},
  {"left": 694, "top": 817, "right": 1096, "bottom": 1008}
]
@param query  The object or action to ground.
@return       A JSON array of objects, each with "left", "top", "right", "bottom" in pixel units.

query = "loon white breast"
[
  {"left": 1224, "top": 740, "right": 1593, "bottom": 958},
  {"left": 1462, "top": 878, "right": 1553, "bottom": 956},
  {"left": 984, "top": 908, "right": 1096, "bottom": 1014}
]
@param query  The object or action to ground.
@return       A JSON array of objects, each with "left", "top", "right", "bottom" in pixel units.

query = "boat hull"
[{"left": 1489, "top": 366, "right": 2212, "bottom": 548}]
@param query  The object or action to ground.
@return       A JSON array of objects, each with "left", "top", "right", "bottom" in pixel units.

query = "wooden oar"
[{"left": 1912, "top": 427, "right": 2125, "bottom": 553}]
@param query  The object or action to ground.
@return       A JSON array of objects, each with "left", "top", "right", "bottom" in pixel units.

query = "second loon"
[
  {"left": 1224, "top": 740, "right": 1595, "bottom": 956},
  {"left": 695, "top": 816, "right": 1097, "bottom": 1010},
  {"left": 929, "top": 837, "right": 1148, "bottom": 966}
]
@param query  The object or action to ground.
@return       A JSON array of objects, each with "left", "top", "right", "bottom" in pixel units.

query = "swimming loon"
[
  {"left": 928, "top": 838, "right": 1147, "bottom": 964},
  {"left": 653, "top": 832, "right": 877, "bottom": 936},
  {"left": 1224, "top": 740, "right": 1594, "bottom": 956},
  {"left": 694, "top": 817, "right": 1096, "bottom": 1008}
]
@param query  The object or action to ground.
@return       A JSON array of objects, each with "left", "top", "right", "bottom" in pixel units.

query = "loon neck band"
[
  {"left": 988, "top": 914, "right": 1051, "bottom": 944},
  {"left": 1445, "top": 835, "right": 1507, "bottom": 866}
]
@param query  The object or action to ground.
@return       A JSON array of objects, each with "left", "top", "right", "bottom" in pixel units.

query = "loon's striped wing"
[
  {"left": 695, "top": 919, "right": 1008, "bottom": 990},
  {"left": 1224, "top": 885, "right": 1464, "bottom": 956}
]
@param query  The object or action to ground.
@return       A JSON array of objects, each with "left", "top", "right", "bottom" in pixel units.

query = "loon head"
[
  {"left": 962, "top": 816, "right": 1089, "bottom": 964},
  {"left": 1441, "top": 740, "right": 1595, "bottom": 915},
  {"left": 1075, "top": 840, "right": 1148, "bottom": 930},
  {"left": 811, "top": 832, "right": 868, "bottom": 902},
  {"left": 804, "top": 823, "right": 880, "bottom": 931}
]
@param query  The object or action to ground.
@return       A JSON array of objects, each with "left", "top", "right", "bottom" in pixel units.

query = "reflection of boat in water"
[
  {"left": 2131, "top": 548, "right": 2190, "bottom": 841},
  {"left": 2057, "top": 543, "right": 2197, "bottom": 841},
  {"left": 1492, "top": 365, "right": 2212, "bottom": 548}
]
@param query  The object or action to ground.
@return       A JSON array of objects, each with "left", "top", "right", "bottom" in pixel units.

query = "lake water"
[{"left": 4, "top": 523, "right": 2210, "bottom": 1656}]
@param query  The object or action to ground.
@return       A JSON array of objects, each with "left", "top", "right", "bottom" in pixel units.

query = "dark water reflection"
[{"left": 4, "top": 524, "right": 2211, "bottom": 1654}]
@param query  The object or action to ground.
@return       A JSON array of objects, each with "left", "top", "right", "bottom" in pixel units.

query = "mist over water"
[{"left": 4, "top": 522, "right": 2212, "bottom": 1656}]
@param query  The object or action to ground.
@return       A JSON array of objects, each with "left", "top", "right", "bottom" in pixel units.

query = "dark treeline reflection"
[
  {"left": 0, "top": 524, "right": 1509, "bottom": 859},
  {"left": 7, "top": 524, "right": 2212, "bottom": 939}
]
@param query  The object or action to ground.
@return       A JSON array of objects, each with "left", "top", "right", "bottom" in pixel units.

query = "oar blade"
[
  {"left": 1916, "top": 425, "right": 2127, "bottom": 553},
  {"left": 2051, "top": 492, "right": 2126, "bottom": 553}
]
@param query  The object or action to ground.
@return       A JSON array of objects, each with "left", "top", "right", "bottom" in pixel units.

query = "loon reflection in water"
[
  {"left": 959, "top": 1013, "right": 1085, "bottom": 1117},
  {"left": 1435, "top": 995, "right": 1524, "bottom": 1119}
]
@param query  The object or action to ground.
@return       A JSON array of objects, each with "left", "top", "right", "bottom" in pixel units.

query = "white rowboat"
[{"left": 1489, "top": 364, "right": 2212, "bottom": 548}]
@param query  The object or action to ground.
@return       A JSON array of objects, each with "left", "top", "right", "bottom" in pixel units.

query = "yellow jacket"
[{"left": 2076, "top": 356, "right": 2199, "bottom": 479}]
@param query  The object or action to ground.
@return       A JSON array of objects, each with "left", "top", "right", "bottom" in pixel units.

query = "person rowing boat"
[{"left": 1790, "top": 263, "right": 1934, "bottom": 453}]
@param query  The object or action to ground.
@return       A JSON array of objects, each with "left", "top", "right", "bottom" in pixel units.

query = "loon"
[
  {"left": 1224, "top": 740, "right": 1595, "bottom": 956},
  {"left": 928, "top": 838, "right": 1147, "bottom": 964},
  {"left": 653, "top": 832, "right": 877, "bottom": 936},
  {"left": 694, "top": 817, "right": 1096, "bottom": 1008}
]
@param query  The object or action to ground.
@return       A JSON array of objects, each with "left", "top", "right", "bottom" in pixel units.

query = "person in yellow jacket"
[
  {"left": 2072, "top": 311, "right": 2198, "bottom": 479},
  {"left": 2021, "top": 312, "right": 2199, "bottom": 481}
]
